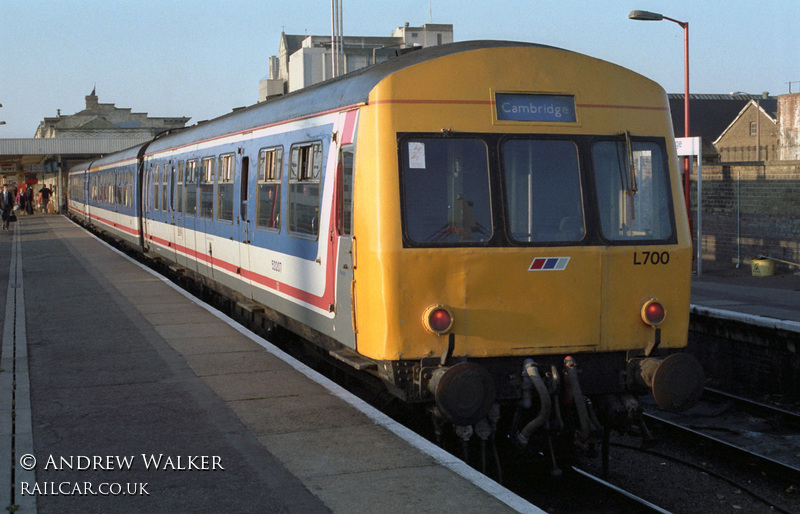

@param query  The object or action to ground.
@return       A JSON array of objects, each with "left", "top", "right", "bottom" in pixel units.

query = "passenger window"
[
  {"left": 127, "top": 171, "right": 132, "bottom": 206},
  {"left": 176, "top": 162, "right": 185, "bottom": 214},
  {"left": 185, "top": 160, "right": 198, "bottom": 216},
  {"left": 337, "top": 147, "right": 354, "bottom": 236},
  {"left": 217, "top": 154, "right": 235, "bottom": 222},
  {"left": 153, "top": 165, "right": 160, "bottom": 211},
  {"left": 162, "top": 165, "right": 169, "bottom": 212},
  {"left": 200, "top": 157, "right": 215, "bottom": 219},
  {"left": 257, "top": 147, "right": 283, "bottom": 231},
  {"left": 288, "top": 142, "right": 322, "bottom": 237}
]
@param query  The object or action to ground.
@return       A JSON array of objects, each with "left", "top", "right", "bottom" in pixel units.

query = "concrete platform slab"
[{"left": 0, "top": 216, "right": 536, "bottom": 513}]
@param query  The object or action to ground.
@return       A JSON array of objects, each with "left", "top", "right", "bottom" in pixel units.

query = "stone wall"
[
  {"left": 779, "top": 94, "right": 800, "bottom": 160},
  {"left": 690, "top": 161, "right": 800, "bottom": 272}
]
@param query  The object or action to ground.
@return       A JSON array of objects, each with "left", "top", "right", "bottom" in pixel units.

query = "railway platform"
[
  {"left": 691, "top": 268, "right": 800, "bottom": 330},
  {"left": 0, "top": 215, "right": 536, "bottom": 513}
]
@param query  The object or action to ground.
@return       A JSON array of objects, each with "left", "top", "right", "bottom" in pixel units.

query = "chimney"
[
  {"left": 85, "top": 87, "right": 99, "bottom": 109},
  {"left": 762, "top": 91, "right": 769, "bottom": 99}
]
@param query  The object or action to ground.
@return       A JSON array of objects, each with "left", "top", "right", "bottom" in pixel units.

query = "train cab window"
[
  {"left": 217, "top": 154, "right": 235, "bottom": 222},
  {"left": 591, "top": 140, "right": 673, "bottom": 242},
  {"left": 502, "top": 139, "right": 585, "bottom": 243},
  {"left": 401, "top": 137, "right": 492, "bottom": 244},
  {"left": 185, "top": 160, "right": 199, "bottom": 216},
  {"left": 256, "top": 147, "right": 283, "bottom": 231},
  {"left": 200, "top": 157, "right": 215, "bottom": 219},
  {"left": 288, "top": 142, "right": 322, "bottom": 237},
  {"left": 175, "top": 161, "right": 185, "bottom": 214}
]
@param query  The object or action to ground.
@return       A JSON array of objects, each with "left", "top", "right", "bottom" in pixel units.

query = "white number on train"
[{"left": 633, "top": 251, "right": 670, "bottom": 265}]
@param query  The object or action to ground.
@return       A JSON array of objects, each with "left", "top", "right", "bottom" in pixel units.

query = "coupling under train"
[{"left": 68, "top": 40, "right": 705, "bottom": 467}]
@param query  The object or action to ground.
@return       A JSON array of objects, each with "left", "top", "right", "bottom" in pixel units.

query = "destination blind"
[{"left": 495, "top": 93, "right": 576, "bottom": 122}]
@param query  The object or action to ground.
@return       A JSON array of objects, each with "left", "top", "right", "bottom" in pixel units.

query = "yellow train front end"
[{"left": 350, "top": 43, "right": 703, "bottom": 444}]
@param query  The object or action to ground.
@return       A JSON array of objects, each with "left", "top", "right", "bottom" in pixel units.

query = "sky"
[{"left": 1, "top": 0, "right": 798, "bottom": 138}]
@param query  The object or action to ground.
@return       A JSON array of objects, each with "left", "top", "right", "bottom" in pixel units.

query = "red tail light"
[
  {"left": 423, "top": 305, "right": 454, "bottom": 334},
  {"left": 641, "top": 299, "right": 666, "bottom": 326}
]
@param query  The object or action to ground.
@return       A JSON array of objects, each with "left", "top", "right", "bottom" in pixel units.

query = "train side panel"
[{"left": 140, "top": 111, "right": 359, "bottom": 349}]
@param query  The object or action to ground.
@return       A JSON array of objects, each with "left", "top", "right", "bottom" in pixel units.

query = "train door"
[
  {"left": 333, "top": 145, "right": 357, "bottom": 349},
  {"left": 237, "top": 149, "right": 253, "bottom": 299},
  {"left": 163, "top": 162, "right": 178, "bottom": 262},
  {"left": 196, "top": 156, "right": 215, "bottom": 278},
  {"left": 172, "top": 161, "right": 187, "bottom": 268},
  {"left": 181, "top": 159, "right": 200, "bottom": 273},
  {"left": 142, "top": 162, "right": 154, "bottom": 251}
]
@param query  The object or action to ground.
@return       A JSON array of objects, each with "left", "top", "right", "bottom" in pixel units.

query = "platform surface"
[{"left": 0, "top": 215, "right": 535, "bottom": 513}]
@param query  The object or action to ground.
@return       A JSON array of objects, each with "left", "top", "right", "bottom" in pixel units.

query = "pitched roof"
[
  {"left": 713, "top": 100, "right": 778, "bottom": 145},
  {"left": 668, "top": 94, "right": 778, "bottom": 153}
]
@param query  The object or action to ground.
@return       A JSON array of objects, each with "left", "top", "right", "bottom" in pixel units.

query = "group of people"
[{"left": 0, "top": 183, "right": 53, "bottom": 230}]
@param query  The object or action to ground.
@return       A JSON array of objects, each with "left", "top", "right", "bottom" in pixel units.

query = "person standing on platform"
[
  {"left": 25, "top": 187, "right": 34, "bottom": 215},
  {"left": 1, "top": 184, "right": 15, "bottom": 230},
  {"left": 16, "top": 187, "right": 26, "bottom": 215},
  {"left": 39, "top": 184, "right": 52, "bottom": 214}
]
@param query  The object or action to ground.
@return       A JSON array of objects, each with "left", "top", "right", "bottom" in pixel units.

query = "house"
[
  {"left": 668, "top": 94, "right": 778, "bottom": 162},
  {"left": 712, "top": 94, "right": 779, "bottom": 162}
]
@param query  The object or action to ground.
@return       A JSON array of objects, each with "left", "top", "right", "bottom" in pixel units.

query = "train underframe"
[{"left": 377, "top": 341, "right": 704, "bottom": 476}]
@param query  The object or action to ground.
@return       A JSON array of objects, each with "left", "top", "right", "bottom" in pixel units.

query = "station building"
[
  {"left": 259, "top": 23, "right": 453, "bottom": 100},
  {"left": 0, "top": 89, "right": 189, "bottom": 210}
]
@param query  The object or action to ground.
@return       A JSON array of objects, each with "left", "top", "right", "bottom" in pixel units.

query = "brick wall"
[
  {"left": 690, "top": 162, "right": 800, "bottom": 272},
  {"left": 714, "top": 102, "right": 779, "bottom": 162}
]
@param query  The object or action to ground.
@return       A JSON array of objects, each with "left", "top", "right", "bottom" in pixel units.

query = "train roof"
[
  {"left": 69, "top": 143, "right": 143, "bottom": 173},
  {"left": 145, "top": 40, "right": 551, "bottom": 155}
]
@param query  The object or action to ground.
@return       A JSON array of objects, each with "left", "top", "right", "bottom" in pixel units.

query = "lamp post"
[{"left": 629, "top": 10, "right": 691, "bottom": 232}]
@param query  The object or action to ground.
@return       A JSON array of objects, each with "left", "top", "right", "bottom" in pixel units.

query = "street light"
[{"left": 629, "top": 10, "right": 692, "bottom": 232}]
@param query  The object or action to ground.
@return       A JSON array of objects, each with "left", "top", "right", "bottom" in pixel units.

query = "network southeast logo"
[{"left": 528, "top": 257, "right": 570, "bottom": 271}]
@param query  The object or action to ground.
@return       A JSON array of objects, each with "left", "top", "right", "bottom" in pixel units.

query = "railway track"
[
  {"left": 569, "top": 466, "right": 671, "bottom": 513},
  {"left": 643, "top": 387, "right": 800, "bottom": 484}
]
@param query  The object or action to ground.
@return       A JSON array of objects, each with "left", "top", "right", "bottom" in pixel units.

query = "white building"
[{"left": 259, "top": 23, "right": 453, "bottom": 101}]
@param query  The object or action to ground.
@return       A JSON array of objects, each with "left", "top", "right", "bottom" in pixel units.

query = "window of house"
[
  {"left": 257, "top": 147, "right": 283, "bottom": 231},
  {"left": 288, "top": 142, "right": 322, "bottom": 237},
  {"left": 217, "top": 154, "right": 235, "bottom": 222},
  {"left": 750, "top": 121, "right": 757, "bottom": 136}
]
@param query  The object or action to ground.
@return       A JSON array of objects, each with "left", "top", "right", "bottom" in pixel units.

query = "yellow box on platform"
[{"left": 751, "top": 259, "right": 775, "bottom": 277}]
